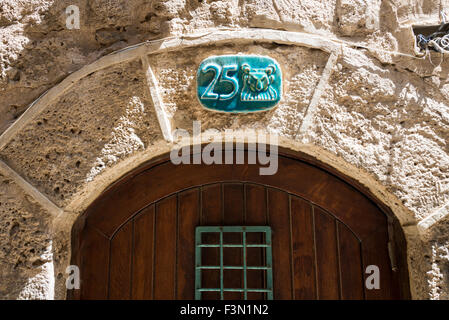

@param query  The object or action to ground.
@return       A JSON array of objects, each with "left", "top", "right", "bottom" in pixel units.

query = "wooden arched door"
[{"left": 69, "top": 147, "right": 410, "bottom": 300}]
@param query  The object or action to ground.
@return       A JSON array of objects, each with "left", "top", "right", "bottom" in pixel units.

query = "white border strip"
[
  {"left": 0, "top": 160, "right": 63, "bottom": 218},
  {"left": 141, "top": 56, "right": 173, "bottom": 142},
  {"left": 296, "top": 49, "right": 340, "bottom": 141},
  {"left": 418, "top": 202, "right": 449, "bottom": 232}
]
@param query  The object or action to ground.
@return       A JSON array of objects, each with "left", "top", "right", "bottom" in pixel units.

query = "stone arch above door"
[
  {"left": 69, "top": 147, "right": 411, "bottom": 300},
  {"left": 0, "top": 29, "right": 448, "bottom": 299}
]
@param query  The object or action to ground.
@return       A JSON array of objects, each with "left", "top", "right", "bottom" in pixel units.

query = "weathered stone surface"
[
  {"left": 306, "top": 47, "right": 449, "bottom": 221},
  {"left": 1, "top": 59, "right": 161, "bottom": 207},
  {"left": 1, "top": 0, "right": 449, "bottom": 300},
  {"left": 0, "top": 0, "right": 441, "bottom": 137},
  {"left": 0, "top": 172, "right": 53, "bottom": 299},
  {"left": 425, "top": 217, "right": 449, "bottom": 299},
  {"left": 150, "top": 44, "right": 327, "bottom": 138},
  {"left": 336, "top": 0, "right": 381, "bottom": 36}
]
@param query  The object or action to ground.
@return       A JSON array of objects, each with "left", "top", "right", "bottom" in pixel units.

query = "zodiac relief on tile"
[
  {"left": 196, "top": 55, "right": 282, "bottom": 113},
  {"left": 240, "top": 63, "right": 278, "bottom": 102}
]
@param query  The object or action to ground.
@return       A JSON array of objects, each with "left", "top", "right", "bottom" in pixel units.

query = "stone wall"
[{"left": 0, "top": 0, "right": 449, "bottom": 299}]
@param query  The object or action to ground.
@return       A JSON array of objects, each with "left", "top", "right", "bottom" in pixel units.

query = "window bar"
[
  {"left": 198, "top": 244, "right": 270, "bottom": 247},
  {"left": 197, "top": 288, "right": 272, "bottom": 292},
  {"left": 224, "top": 289, "right": 272, "bottom": 292},
  {"left": 195, "top": 227, "right": 202, "bottom": 300},
  {"left": 197, "top": 266, "right": 271, "bottom": 270},
  {"left": 220, "top": 228, "right": 224, "bottom": 300},
  {"left": 243, "top": 230, "right": 247, "bottom": 300},
  {"left": 265, "top": 228, "right": 273, "bottom": 300},
  {"left": 197, "top": 265, "right": 269, "bottom": 270},
  {"left": 195, "top": 226, "right": 273, "bottom": 300}
]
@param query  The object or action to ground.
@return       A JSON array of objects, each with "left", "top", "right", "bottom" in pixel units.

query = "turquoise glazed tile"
[{"left": 196, "top": 55, "right": 282, "bottom": 113}]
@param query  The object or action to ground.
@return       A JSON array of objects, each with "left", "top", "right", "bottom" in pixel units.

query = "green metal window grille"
[{"left": 195, "top": 226, "right": 273, "bottom": 300}]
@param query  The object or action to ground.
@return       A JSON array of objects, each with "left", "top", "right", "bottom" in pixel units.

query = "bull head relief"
[{"left": 196, "top": 55, "right": 282, "bottom": 113}]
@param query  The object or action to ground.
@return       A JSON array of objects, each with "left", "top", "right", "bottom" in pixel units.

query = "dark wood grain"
[
  {"left": 337, "top": 222, "right": 364, "bottom": 300},
  {"left": 86, "top": 156, "right": 384, "bottom": 241},
  {"left": 268, "top": 188, "right": 293, "bottom": 299},
  {"left": 362, "top": 225, "right": 393, "bottom": 300},
  {"left": 201, "top": 184, "right": 222, "bottom": 225},
  {"left": 200, "top": 184, "right": 222, "bottom": 299},
  {"left": 79, "top": 225, "right": 109, "bottom": 300},
  {"left": 245, "top": 184, "right": 268, "bottom": 299},
  {"left": 291, "top": 196, "right": 316, "bottom": 300},
  {"left": 72, "top": 147, "right": 409, "bottom": 300},
  {"left": 109, "top": 223, "right": 133, "bottom": 299},
  {"left": 177, "top": 189, "right": 200, "bottom": 299},
  {"left": 153, "top": 195, "right": 177, "bottom": 299},
  {"left": 131, "top": 205, "right": 155, "bottom": 299},
  {"left": 314, "top": 207, "right": 340, "bottom": 299},
  {"left": 222, "top": 183, "right": 245, "bottom": 299}
]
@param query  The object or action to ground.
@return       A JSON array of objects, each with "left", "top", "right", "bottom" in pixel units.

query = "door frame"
[{"left": 69, "top": 144, "right": 411, "bottom": 299}]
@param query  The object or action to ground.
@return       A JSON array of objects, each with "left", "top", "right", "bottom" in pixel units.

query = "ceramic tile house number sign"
[{"left": 196, "top": 55, "right": 282, "bottom": 113}]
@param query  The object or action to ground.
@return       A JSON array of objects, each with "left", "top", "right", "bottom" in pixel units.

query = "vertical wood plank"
[
  {"left": 201, "top": 184, "right": 222, "bottom": 225},
  {"left": 75, "top": 154, "right": 408, "bottom": 301},
  {"left": 338, "top": 222, "right": 364, "bottom": 300},
  {"left": 314, "top": 207, "right": 340, "bottom": 299},
  {"left": 153, "top": 195, "right": 177, "bottom": 299},
  {"left": 223, "top": 183, "right": 244, "bottom": 225},
  {"left": 200, "top": 184, "right": 222, "bottom": 299},
  {"left": 362, "top": 221, "right": 395, "bottom": 300},
  {"left": 80, "top": 225, "right": 110, "bottom": 299},
  {"left": 245, "top": 184, "right": 267, "bottom": 225},
  {"left": 291, "top": 196, "right": 316, "bottom": 299},
  {"left": 223, "top": 183, "right": 245, "bottom": 299},
  {"left": 131, "top": 205, "right": 155, "bottom": 299},
  {"left": 268, "top": 188, "right": 293, "bottom": 299},
  {"left": 392, "top": 219, "right": 411, "bottom": 299},
  {"left": 177, "top": 188, "right": 200, "bottom": 299},
  {"left": 245, "top": 184, "right": 268, "bottom": 299},
  {"left": 109, "top": 223, "right": 133, "bottom": 299}
]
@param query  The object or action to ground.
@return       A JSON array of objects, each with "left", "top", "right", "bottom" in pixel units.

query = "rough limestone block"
[
  {"left": 304, "top": 47, "right": 449, "bottom": 222},
  {"left": 337, "top": 0, "right": 381, "bottom": 36},
  {"left": 0, "top": 59, "right": 162, "bottom": 207},
  {"left": 0, "top": 172, "right": 53, "bottom": 299}
]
